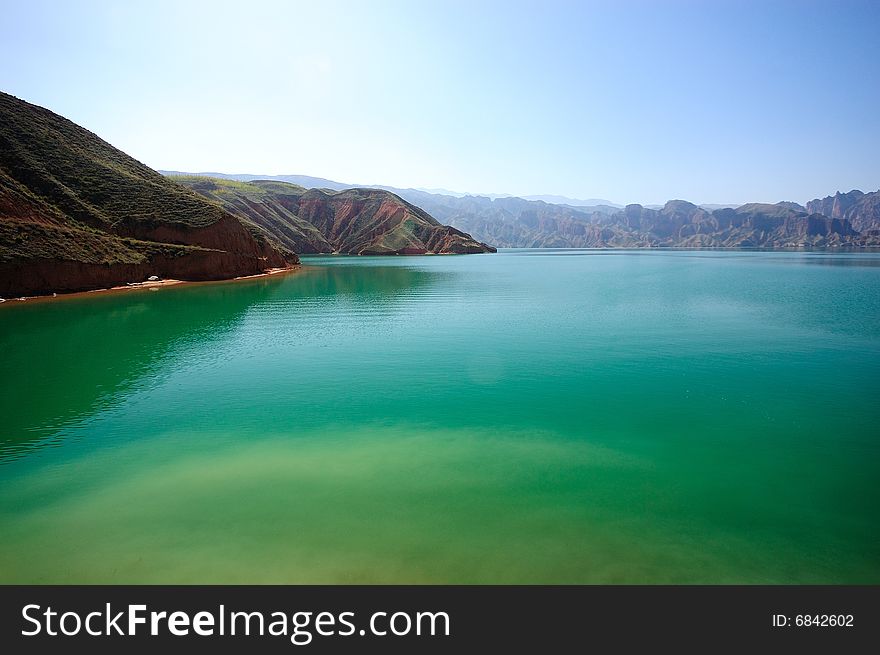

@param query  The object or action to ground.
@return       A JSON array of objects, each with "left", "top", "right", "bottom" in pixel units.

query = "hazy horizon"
[
  {"left": 159, "top": 168, "right": 869, "bottom": 209},
  {"left": 1, "top": 0, "right": 878, "bottom": 205},
  {"left": 160, "top": 159, "right": 878, "bottom": 209}
]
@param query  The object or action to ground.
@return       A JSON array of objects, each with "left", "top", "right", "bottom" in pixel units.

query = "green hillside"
[
  {"left": 0, "top": 92, "right": 291, "bottom": 296},
  {"left": 175, "top": 176, "right": 496, "bottom": 255},
  {"left": 172, "top": 176, "right": 334, "bottom": 254}
]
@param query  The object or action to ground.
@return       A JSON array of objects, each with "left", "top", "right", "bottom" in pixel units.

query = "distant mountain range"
[
  {"left": 158, "top": 173, "right": 620, "bottom": 207},
  {"left": 806, "top": 190, "right": 880, "bottom": 233},
  {"left": 519, "top": 194, "right": 621, "bottom": 207},
  {"left": 162, "top": 171, "right": 880, "bottom": 250}
]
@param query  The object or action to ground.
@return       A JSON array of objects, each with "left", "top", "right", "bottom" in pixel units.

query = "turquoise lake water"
[{"left": 1, "top": 249, "right": 878, "bottom": 583}]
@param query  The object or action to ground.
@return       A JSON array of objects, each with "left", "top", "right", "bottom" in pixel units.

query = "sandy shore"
[{"left": 0, "top": 266, "right": 300, "bottom": 306}]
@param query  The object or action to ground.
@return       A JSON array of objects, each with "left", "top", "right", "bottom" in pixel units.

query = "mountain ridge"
[
  {"left": 172, "top": 177, "right": 496, "bottom": 256},
  {"left": 163, "top": 171, "right": 879, "bottom": 250}
]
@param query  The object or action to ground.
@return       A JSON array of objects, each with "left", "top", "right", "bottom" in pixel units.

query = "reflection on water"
[
  {"left": 0, "top": 281, "right": 266, "bottom": 459},
  {"left": 0, "top": 263, "right": 439, "bottom": 460},
  {"left": 779, "top": 252, "right": 880, "bottom": 267},
  {"left": 1, "top": 250, "right": 879, "bottom": 583},
  {"left": 501, "top": 247, "right": 880, "bottom": 267}
]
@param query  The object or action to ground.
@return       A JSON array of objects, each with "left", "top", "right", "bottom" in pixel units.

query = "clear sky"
[{"left": 1, "top": 0, "right": 878, "bottom": 205}]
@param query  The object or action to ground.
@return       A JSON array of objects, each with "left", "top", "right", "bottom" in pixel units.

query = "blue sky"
[{"left": 1, "top": 0, "right": 878, "bottom": 204}]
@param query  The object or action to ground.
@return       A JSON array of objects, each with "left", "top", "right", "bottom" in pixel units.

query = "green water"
[{"left": 1, "top": 249, "right": 879, "bottom": 583}]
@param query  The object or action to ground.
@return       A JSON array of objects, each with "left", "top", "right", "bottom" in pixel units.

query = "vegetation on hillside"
[
  {"left": 0, "top": 92, "right": 291, "bottom": 295},
  {"left": 174, "top": 176, "right": 495, "bottom": 255}
]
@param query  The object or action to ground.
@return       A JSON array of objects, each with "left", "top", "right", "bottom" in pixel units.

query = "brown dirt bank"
[{"left": 0, "top": 265, "right": 299, "bottom": 305}]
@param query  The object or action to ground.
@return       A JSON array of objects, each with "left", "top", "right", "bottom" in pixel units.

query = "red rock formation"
[{"left": 178, "top": 179, "right": 497, "bottom": 255}]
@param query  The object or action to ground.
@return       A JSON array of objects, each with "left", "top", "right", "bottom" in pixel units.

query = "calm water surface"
[{"left": 1, "top": 249, "right": 878, "bottom": 583}]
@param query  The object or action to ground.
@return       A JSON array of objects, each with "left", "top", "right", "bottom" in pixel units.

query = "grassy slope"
[
  {"left": 171, "top": 176, "right": 334, "bottom": 254},
  {"left": 176, "top": 176, "right": 494, "bottom": 254},
  {"left": 0, "top": 92, "right": 287, "bottom": 271}
]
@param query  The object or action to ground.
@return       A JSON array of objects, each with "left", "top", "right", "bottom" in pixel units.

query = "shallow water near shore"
[{"left": 1, "top": 249, "right": 879, "bottom": 583}]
